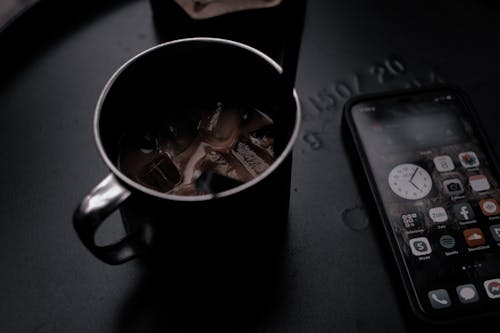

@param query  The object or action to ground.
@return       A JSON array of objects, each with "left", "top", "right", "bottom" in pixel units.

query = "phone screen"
[{"left": 350, "top": 89, "right": 500, "bottom": 320}]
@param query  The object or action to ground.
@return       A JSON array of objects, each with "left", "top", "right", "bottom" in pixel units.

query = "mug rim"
[{"left": 94, "top": 37, "right": 301, "bottom": 202}]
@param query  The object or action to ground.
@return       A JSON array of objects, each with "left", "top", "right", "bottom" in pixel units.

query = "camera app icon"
[{"left": 443, "top": 178, "right": 464, "bottom": 196}]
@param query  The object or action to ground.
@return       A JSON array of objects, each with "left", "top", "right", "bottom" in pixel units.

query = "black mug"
[{"left": 73, "top": 38, "right": 301, "bottom": 265}]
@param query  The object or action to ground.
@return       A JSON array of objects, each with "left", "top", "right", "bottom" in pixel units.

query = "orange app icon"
[
  {"left": 463, "top": 228, "right": 486, "bottom": 247},
  {"left": 480, "top": 199, "right": 500, "bottom": 216}
]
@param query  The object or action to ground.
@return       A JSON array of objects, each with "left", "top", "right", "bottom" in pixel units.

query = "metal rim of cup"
[{"left": 94, "top": 37, "right": 301, "bottom": 202}]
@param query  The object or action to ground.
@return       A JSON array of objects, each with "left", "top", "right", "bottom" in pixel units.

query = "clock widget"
[{"left": 388, "top": 163, "right": 432, "bottom": 200}]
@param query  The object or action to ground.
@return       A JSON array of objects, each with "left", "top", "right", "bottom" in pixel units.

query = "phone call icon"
[{"left": 428, "top": 289, "right": 451, "bottom": 309}]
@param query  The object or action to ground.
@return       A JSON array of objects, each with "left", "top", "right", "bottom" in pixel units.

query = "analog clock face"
[{"left": 388, "top": 163, "right": 432, "bottom": 200}]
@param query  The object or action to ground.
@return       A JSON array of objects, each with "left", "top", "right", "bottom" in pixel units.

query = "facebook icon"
[{"left": 453, "top": 203, "right": 475, "bottom": 221}]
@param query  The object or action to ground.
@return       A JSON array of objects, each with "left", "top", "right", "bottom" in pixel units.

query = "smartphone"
[{"left": 344, "top": 86, "right": 500, "bottom": 323}]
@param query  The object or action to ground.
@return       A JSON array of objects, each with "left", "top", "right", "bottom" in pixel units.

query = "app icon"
[
  {"left": 439, "top": 235, "right": 456, "bottom": 249},
  {"left": 490, "top": 224, "right": 500, "bottom": 242},
  {"left": 443, "top": 179, "right": 464, "bottom": 196},
  {"left": 459, "top": 151, "right": 480, "bottom": 168},
  {"left": 388, "top": 164, "right": 433, "bottom": 200},
  {"left": 409, "top": 237, "right": 432, "bottom": 256},
  {"left": 469, "top": 175, "right": 490, "bottom": 192},
  {"left": 484, "top": 279, "right": 500, "bottom": 299},
  {"left": 434, "top": 155, "right": 454, "bottom": 172},
  {"left": 429, "top": 207, "right": 448, "bottom": 223},
  {"left": 453, "top": 203, "right": 475, "bottom": 221},
  {"left": 400, "top": 212, "right": 422, "bottom": 230},
  {"left": 456, "top": 284, "right": 479, "bottom": 304},
  {"left": 480, "top": 199, "right": 500, "bottom": 216},
  {"left": 428, "top": 289, "right": 451, "bottom": 309},
  {"left": 463, "top": 228, "right": 486, "bottom": 247}
]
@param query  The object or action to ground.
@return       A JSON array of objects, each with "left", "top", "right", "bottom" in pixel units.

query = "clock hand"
[
  {"left": 409, "top": 167, "right": 418, "bottom": 181},
  {"left": 409, "top": 167, "right": 424, "bottom": 190},
  {"left": 409, "top": 180, "right": 420, "bottom": 191}
]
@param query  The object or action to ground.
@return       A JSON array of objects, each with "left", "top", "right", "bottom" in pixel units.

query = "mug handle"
[{"left": 73, "top": 174, "right": 139, "bottom": 265}]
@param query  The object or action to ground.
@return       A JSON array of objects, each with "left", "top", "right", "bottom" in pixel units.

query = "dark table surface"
[{"left": 1, "top": 0, "right": 500, "bottom": 332}]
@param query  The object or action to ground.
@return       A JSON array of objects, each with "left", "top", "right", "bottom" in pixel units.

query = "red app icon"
[
  {"left": 463, "top": 228, "right": 486, "bottom": 247},
  {"left": 484, "top": 279, "right": 500, "bottom": 299},
  {"left": 480, "top": 199, "right": 500, "bottom": 216}
]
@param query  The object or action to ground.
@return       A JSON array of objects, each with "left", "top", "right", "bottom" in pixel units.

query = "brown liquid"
[{"left": 117, "top": 102, "right": 275, "bottom": 195}]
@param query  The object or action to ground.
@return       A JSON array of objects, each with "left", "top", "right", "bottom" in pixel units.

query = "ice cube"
[
  {"left": 231, "top": 139, "right": 275, "bottom": 177},
  {"left": 137, "top": 155, "right": 181, "bottom": 193},
  {"left": 172, "top": 140, "right": 211, "bottom": 186},
  {"left": 157, "top": 119, "right": 197, "bottom": 157},
  {"left": 249, "top": 125, "right": 275, "bottom": 155},
  {"left": 198, "top": 102, "right": 243, "bottom": 151},
  {"left": 203, "top": 148, "right": 254, "bottom": 183},
  {"left": 168, "top": 183, "right": 206, "bottom": 196}
]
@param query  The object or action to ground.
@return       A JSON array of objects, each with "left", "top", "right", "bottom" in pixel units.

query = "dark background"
[{"left": 1, "top": 0, "right": 500, "bottom": 332}]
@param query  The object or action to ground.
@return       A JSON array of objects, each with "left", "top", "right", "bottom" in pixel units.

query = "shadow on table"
[{"left": 115, "top": 216, "right": 289, "bottom": 333}]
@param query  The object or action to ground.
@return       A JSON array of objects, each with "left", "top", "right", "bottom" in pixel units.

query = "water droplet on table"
[{"left": 341, "top": 206, "right": 370, "bottom": 231}]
